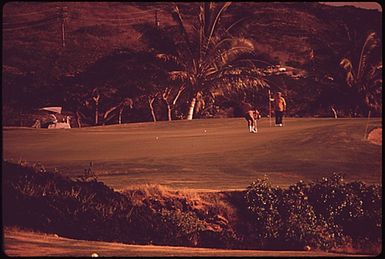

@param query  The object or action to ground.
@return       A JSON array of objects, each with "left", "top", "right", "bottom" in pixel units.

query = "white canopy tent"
[
  {"left": 34, "top": 106, "right": 71, "bottom": 129},
  {"left": 39, "top": 106, "right": 62, "bottom": 114}
]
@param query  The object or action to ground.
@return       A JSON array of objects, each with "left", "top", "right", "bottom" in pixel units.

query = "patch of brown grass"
[{"left": 120, "top": 184, "right": 236, "bottom": 223}]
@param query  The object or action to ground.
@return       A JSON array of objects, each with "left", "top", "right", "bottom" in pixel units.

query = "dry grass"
[{"left": 121, "top": 184, "right": 236, "bottom": 221}]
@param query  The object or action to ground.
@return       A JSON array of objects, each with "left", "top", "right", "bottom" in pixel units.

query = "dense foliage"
[
  {"left": 2, "top": 160, "right": 381, "bottom": 254},
  {"left": 2, "top": 2, "right": 382, "bottom": 126}
]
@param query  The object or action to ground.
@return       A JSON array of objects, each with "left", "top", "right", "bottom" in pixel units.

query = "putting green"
[{"left": 3, "top": 117, "right": 382, "bottom": 191}]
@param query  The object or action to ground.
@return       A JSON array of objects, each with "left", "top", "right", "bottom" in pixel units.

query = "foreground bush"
[
  {"left": 2, "top": 161, "right": 381, "bottom": 254},
  {"left": 244, "top": 174, "right": 381, "bottom": 253},
  {"left": 306, "top": 173, "right": 382, "bottom": 252},
  {"left": 2, "top": 161, "right": 237, "bottom": 247}
]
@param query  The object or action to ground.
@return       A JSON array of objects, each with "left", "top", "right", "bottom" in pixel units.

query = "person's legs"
[
  {"left": 245, "top": 112, "right": 257, "bottom": 133},
  {"left": 275, "top": 110, "right": 279, "bottom": 125},
  {"left": 248, "top": 119, "right": 252, "bottom": 132},
  {"left": 248, "top": 111, "right": 257, "bottom": 133},
  {"left": 245, "top": 114, "right": 252, "bottom": 132},
  {"left": 277, "top": 111, "right": 283, "bottom": 125},
  {"left": 253, "top": 119, "right": 258, "bottom": 133}
]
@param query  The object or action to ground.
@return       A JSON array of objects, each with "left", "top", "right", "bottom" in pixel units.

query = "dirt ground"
[{"left": 2, "top": 228, "right": 371, "bottom": 257}]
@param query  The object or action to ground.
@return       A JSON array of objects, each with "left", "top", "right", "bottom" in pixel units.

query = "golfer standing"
[{"left": 270, "top": 92, "right": 286, "bottom": 126}]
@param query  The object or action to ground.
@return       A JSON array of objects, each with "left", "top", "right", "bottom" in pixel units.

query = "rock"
[{"left": 367, "top": 128, "right": 382, "bottom": 145}]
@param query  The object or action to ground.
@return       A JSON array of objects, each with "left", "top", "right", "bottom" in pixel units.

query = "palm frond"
[
  {"left": 357, "top": 32, "right": 378, "bottom": 79},
  {"left": 156, "top": 53, "right": 176, "bottom": 62},
  {"left": 208, "top": 66, "right": 268, "bottom": 95},
  {"left": 169, "top": 70, "right": 189, "bottom": 81},
  {"left": 200, "top": 2, "right": 232, "bottom": 59},
  {"left": 346, "top": 72, "right": 355, "bottom": 87},
  {"left": 155, "top": 53, "right": 187, "bottom": 70},
  {"left": 212, "top": 75, "right": 268, "bottom": 96},
  {"left": 199, "top": 3, "right": 205, "bottom": 63},
  {"left": 208, "top": 45, "right": 255, "bottom": 70},
  {"left": 199, "top": 3, "right": 215, "bottom": 60},
  {"left": 225, "top": 16, "right": 253, "bottom": 34},
  {"left": 339, "top": 58, "right": 356, "bottom": 87},
  {"left": 172, "top": 5, "right": 194, "bottom": 61},
  {"left": 202, "top": 37, "right": 258, "bottom": 71},
  {"left": 103, "top": 105, "right": 119, "bottom": 120},
  {"left": 339, "top": 58, "right": 353, "bottom": 71},
  {"left": 207, "top": 2, "right": 232, "bottom": 47}
]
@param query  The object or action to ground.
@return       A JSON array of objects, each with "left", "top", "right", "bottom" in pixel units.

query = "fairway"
[
  {"left": 3, "top": 118, "right": 382, "bottom": 191},
  {"left": 3, "top": 228, "right": 364, "bottom": 257}
]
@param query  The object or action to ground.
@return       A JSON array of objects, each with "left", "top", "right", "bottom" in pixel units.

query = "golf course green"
[{"left": 3, "top": 117, "right": 382, "bottom": 191}]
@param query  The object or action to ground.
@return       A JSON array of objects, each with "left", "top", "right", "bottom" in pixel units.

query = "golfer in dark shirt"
[{"left": 240, "top": 102, "right": 260, "bottom": 133}]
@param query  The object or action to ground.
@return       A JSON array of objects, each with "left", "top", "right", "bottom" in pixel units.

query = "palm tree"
[
  {"left": 161, "top": 85, "right": 185, "bottom": 121},
  {"left": 340, "top": 32, "right": 382, "bottom": 115},
  {"left": 103, "top": 97, "right": 134, "bottom": 124},
  {"left": 155, "top": 2, "right": 267, "bottom": 120},
  {"left": 91, "top": 88, "right": 100, "bottom": 125}
]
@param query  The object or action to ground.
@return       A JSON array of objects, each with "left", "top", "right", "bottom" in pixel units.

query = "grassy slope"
[{"left": 3, "top": 118, "right": 381, "bottom": 191}]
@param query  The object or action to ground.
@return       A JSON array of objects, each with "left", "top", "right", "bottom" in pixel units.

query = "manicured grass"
[
  {"left": 3, "top": 228, "right": 365, "bottom": 257},
  {"left": 3, "top": 117, "right": 382, "bottom": 191}
]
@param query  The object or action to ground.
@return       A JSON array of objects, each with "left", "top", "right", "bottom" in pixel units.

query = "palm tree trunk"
[
  {"left": 163, "top": 86, "right": 185, "bottom": 121},
  {"left": 331, "top": 106, "right": 338, "bottom": 119},
  {"left": 167, "top": 105, "right": 172, "bottom": 121},
  {"left": 92, "top": 89, "right": 100, "bottom": 126},
  {"left": 76, "top": 111, "right": 82, "bottom": 128},
  {"left": 148, "top": 97, "right": 157, "bottom": 122},
  {"left": 119, "top": 107, "right": 123, "bottom": 124},
  {"left": 95, "top": 104, "right": 99, "bottom": 125},
  {"left": 363, "top": 110, "right": 371, "bottom": 140},
  {"left": 103, "top": 105, "right": 119, "bottom": 124},
  {"left": 187, "top": 97, "right": 196, "bottom": 120}
]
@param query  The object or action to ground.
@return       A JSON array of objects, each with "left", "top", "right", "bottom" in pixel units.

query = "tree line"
[{"left": 2, "top": 2, "right": 382, "bottom": 126}]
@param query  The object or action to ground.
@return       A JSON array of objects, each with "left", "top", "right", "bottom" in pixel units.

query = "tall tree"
[
  {"left": 162, "top": 85, "right": 185, "bottom": 121},
  {"left": 103, "top": 97, "right": 134, "bottom": 124},
  {"left": 153, "top": 2, "right": 267, "bottom": 120},
  {"left": 339, "top": 32, "right": 382, "bottom": 115}
]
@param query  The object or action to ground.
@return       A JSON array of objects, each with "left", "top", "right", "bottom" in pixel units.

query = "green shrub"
[
  {"left": 277, "top": 181, "right": 349, "bottom": 250},
  {"left": 244, "top": 173, "right": 381, "bottom": 252},
  {"left": 307, "top": 173, "right": 382, "bottom": 251},
  {"left": 244, "top": 178, "right": 282, "bottom": 248},
  {"left": 243, "top": 178, "right": 344, "bottom": 250}
]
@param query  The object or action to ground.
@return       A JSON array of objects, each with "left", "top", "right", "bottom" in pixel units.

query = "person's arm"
[{"left": 282, "top": 98, "right": 287, "bottom": 111}]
